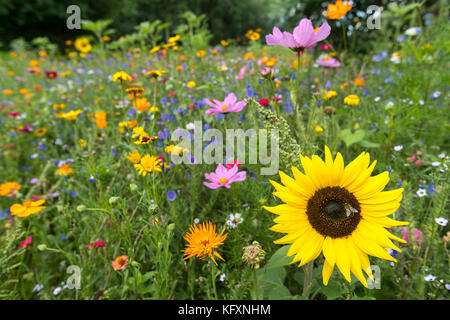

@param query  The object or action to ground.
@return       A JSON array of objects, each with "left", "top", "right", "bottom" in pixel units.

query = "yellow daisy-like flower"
[
  {"left": 182, "top": 221, "right": 228, "bottom": 266},
  {"left": 74, "top": 37, "right": 92, "bottom": 53},
  {"left": 134, "top": 154, "right": 162, "bottom": 176},
  {"left": 264, "top": 146, "right": 408, "bottom": 288},
  {"left": 0, "top": 182, "right": 21, "bottom": 196},
  {"left": 165, "top": 145, "right": 188, "bottom": 156},
  {"left": 145, "top": 69, "right": 166, "bottom": 78},
  {"left": 112, "top": 71, "right": 132, "bottom": 83},
  {"left": 344, "top": 94, "right": 360, "bottom": 106},
  {"left": 126, "top": 151, "right": 141, "bottom": 164},
  {"left": 35, "top": 128, "right": 47, "bottom": 137},
  {"left": 10, "top": 200, "right": 46, "bottom": 218},
  {"left": 323, "top": 90, "right": 337, "bottom": 100},
  {"left": 186, "top": 81, "right": 196, "bottom": 89}
]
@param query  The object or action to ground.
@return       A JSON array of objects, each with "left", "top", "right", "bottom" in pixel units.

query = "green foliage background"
[{"left": 0, "top": 0, "right": 441, "bottom": 50}]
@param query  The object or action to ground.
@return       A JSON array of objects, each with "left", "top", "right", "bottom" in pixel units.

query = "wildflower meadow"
[{"left": 0, "top": 0, "right": 448, "bottom": 302}]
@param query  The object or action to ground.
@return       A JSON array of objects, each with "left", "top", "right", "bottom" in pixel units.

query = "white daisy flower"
[
  {"left": 394, "top": 145, "right": 403, "bottom": 152},
  {"left": 416, "top": 189, "right": 427, "bottom": 197},
  {"left": 435, "top": 217, "right": 448, "bottom": 226},
  {"left": 424, "top": 274, "right": 436, "bottom": 282}
]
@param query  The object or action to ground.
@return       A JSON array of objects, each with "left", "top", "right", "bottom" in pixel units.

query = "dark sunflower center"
[
  {"left": 306, "top": 186, "right": 361, "bottom": 238},
  {"left": 323, "top": 200, "right": 346, "bottom": 220}
]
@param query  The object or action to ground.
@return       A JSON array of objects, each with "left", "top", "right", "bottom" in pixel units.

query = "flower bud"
[
  {"left": 76, "top": 205, "right": 86, "bottom": 212},
  {"left": 242, "top": 241, "right": 266, "bottom": 269}
]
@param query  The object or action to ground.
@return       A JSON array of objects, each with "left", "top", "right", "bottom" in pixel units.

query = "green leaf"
[
  {"left": 359, "top": 140, "right": 380, "bottom": 148},
  {"left": 265, "top": 245, "right": 293, "bottom": 269},
  {"left": 340, "top": 129, "right": 365, "bottom": 147}
]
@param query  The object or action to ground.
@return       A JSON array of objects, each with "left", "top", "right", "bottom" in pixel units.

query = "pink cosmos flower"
[
  {"left": 317, "top": 55, "right": 341, "bottom": 67},
  {"left": 265, "top": 18, "right": 331, "bottom": 51},
  {"left": 205, "top": 93, "right": 246, "bottom": 115},
  {"left": 204, "top": 163, "right": 246, "bottom": 189}
]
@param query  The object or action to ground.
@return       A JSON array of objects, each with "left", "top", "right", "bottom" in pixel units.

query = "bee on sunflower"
[{"left": 264, "top": 146, "right": 408, "bottom": 288}]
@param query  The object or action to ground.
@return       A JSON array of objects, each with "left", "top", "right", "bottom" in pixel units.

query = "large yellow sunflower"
[{"left": 264, "top": 146, "right": 408, "bottom": 288}]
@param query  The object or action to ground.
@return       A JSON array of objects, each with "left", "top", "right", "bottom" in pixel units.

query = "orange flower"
[
  {"left": 10, "top": 200, "right": 46, "bottom": 218},
  {"left": 182, "top": 222, "right": 228, "bottom": 266},
  {"left": 353, "top": 77, "right": 365, "bottom": 87},
  {"left": 112, "top": 255, "right": 128, "bottom": 270},
  {"left": 132, "top": 97, "right": 151, "bottom": 113},
  {"left": 55, "top": 164, "right": 74, "bottom": 176},
  {"left": 95, "top": 111, "right": 107, "bottom": 128},
  {"left": 0, "top": 182, "right": 21, "bottom": 196},
  {"left": 324, "top": 0, "right": 353, "bottom": 20}
]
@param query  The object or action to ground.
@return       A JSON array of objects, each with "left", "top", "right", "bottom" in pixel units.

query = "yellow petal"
[{"left": 322, "top": 259, "right": 335, "bottom": 286}]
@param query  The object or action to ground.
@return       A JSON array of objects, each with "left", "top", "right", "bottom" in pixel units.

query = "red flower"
[
  {"left": 19, "top": 237, "right": 32, "bottom": 249},
  {"left": 168, "top": 91, "right": 176, "bottom": 97},
  {"left": 258, "top": 98, "right": 269, "bottom": 106},
  {"left": 45, "top": 71, "right": 58, "bottom": 79}
]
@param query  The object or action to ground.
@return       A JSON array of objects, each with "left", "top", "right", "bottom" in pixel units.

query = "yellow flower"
[
  {"left": 55, "top": 164, "right": 74, "bottom": 176},
  {"left": 196, "top": 50, "right": 206, "bottom": 57},
  {"left": 10, "top": 200, "right": 46, "bottom": 218},
  {"left": 264, "top": 146, "right": 408, "bottom": 288},
  {"left": 244, "top": 52, "right": 255, "bottom": 60},
  {"left": 168, "top": 35, "right": 180, "bottom": 43},
  {"left": 74, "top": 37, "right": 92, "bottom": 53},
  {"left": 344, "top": 94, "right": 360, "bottom": 106},
  {"left": 134, "top": 155, "right": 162, "bottom": 176},
  {"left": 315, "top": 126, "right": 324, "bottom": 135},
  {"left": 182, "top": 222, "right": 228, "bottom": 266},
  {"left": 324, "top": 90, "right": 337, "bottom": 100},
  {"left": 187, "top": 81, "right": 196, "bottom": 89},
  {"left": 149, "top": 46, "right": 161, "bottom": 54},
  {"left": 79, "top": 139, "right": 87, "bottom": 147},
  {"left": 56, "top": 110, "right": 83, "bottom": 120},
  {"left": 150, "top": 106, "right": 159, "bottom": 113},
  {"left": 127, "top": 151, "right": 141, "bottom": 164},
  {"left": 220, "top": 40, "right": 229, "bottom": 47},
  {"left": 165, "top": 145, "right": 188, "bottom": 156},
  {"left": 145, "top": 69, "right": 166, "bottom": 78},
  {"left": 35, "top": 128, "right": 47, "bottom": 137},
  {"left": 112, "top": 71, "right": 132, "bottom": 83},
  {"left": 0, "top": 182, "right": 21, "bottom": 196},
  {"left": 3, "top": 89, "right": 12, "bottom": 95}
]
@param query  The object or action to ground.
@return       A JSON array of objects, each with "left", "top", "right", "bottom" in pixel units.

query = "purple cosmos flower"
[
  {"left": 265, "top": 18, "right": 331, "bottom": 51},
  {"left": 203, "top": 163, "right": 246, "bottom": 189},
  {"left": 204, "top": 93, "right": 246, "bottom": 115}
]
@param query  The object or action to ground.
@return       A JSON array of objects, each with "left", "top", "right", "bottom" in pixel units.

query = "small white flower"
[
  {"left": 53, "top": 286, "right": 62, "bottom": 296},
  {"left": 405, "top": 27, "right": 421, "bottom": 36},
  {"left": 445, "top": 284, "right": 450, "bottom": 290},
  {"left": 226, "top": 213, "right": 244, "bottom": 228},
  {"left": 424, "top": 274, "right": 436, "bottom": 282},
  {"left": 394, "top": 145, "right": 403, "bottom": 152},
  {"left": 438, "top": 153, "right": 445, "bottom": 159},
  {"left": 431, "top": 161, "right": 441, "bottom": 167},
  {"left": 186, "top": 122, "right": 195, "bottom": 130},
  {"left": 435, "top": 217, "right": 448, "bottom": 226},
  {"left": 374, "top": 96, "right": 381, "bottom": 102},
  {"left": 219, "top": 273, "right": 226, "bottom": 282},
  {"left": 194, "top": 218, "right": 200, "bottom": 224},
  {"left": 431, "top": 91, "right": 441, "bottom": 98},
  {"left": 416, "top": 189, "right": 427, "bottom": 197},
  {"left": 32, "top": 284, "right": 44, "bottom": 292}
]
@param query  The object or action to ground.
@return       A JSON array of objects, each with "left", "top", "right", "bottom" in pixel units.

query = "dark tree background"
[{"left": 0, "top": 0, "right": 440, "bottom": 50}]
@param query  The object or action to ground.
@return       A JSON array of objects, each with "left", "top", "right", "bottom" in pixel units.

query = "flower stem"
[
  {"left": 211, "top": 263, "right": 218, "bottom": 300},
  {"left": 302, "top": 261, "right": 314, "bottom": 298},
  {"left": 251, "top": 268, "right": 259, "bottom": 300}
]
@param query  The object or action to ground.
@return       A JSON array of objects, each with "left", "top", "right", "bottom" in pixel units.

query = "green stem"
[
  {"left": 342, "top": 23, "right": 347, "bottom": 52},
  {"left": 251, "top": 269, "right": 259, "bottom": 300},
  {"left": 211, "top": 263, "right": 218, "bottom": 300},
  {"left": 302, "top": 262, "right": 314, "bottom": 298}
]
